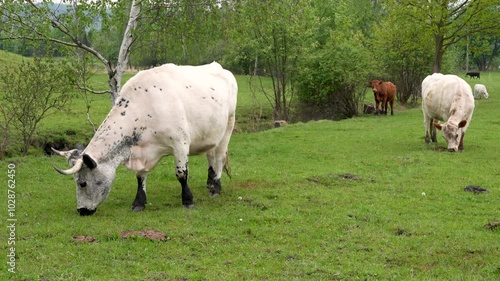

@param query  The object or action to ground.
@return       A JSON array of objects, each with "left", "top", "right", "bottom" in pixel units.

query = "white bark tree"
[{"left": 0, "top": 0, "right": 141, "bottom": 105}]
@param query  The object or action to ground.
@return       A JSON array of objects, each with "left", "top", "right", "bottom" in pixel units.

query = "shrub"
[
  {"left": 295, "top": 34, "right": 373, "bottom": 121},
  {"left": 0, "top": 57, "right": 75, "bottom": 156}
]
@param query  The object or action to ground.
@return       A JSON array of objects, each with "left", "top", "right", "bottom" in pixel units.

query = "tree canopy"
[{"left": 1, "top": 0, "right": 500, "bottom": 116}]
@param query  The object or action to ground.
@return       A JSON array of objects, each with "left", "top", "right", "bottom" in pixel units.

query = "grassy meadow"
[{"left": 0, "top": 67, "right": 499, "bottom": 280}]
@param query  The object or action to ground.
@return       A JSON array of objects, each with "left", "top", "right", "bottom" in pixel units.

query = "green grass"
[
  {"left": 1, "top": 71, "right": 500, "bottom": 280},
  {"left": 0, "top": 50, "right": 29, "bottom": 70}
]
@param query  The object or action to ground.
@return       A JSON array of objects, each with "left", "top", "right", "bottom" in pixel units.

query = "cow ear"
[
  {"left": 82, "top": 154, "right": 98, "bottom": 170},
  {"left": 433, "top": 122, "right": 443, "bottom": 130},
  {"left": 458, "top": 120, "right": 467, "bottom": 128}
]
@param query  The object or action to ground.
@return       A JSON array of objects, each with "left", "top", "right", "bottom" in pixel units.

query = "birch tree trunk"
[
  {"left": 107, "top": 0, "right": 141, "bottom": 105},
  {"left": 4, "top": 0, "right": 142, "bottom": 107}
]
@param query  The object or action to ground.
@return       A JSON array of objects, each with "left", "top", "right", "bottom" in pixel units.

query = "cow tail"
[{"left": 223, "top": 151, "right": 231, "bottom": 179}]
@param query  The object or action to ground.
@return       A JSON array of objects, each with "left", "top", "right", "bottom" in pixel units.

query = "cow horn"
[
  {"left": 51, "top": 147, "right": 74, "bottom": 158},
  {"left": 53, "top": 159, "right": 84, "bottom": 175}
]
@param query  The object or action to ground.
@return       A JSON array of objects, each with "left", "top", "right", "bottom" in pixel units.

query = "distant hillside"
[{"left": 0, "top": 50, "right": 28, "bottom": 73}]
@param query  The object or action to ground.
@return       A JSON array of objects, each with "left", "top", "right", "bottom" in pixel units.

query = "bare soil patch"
[
  {"left": 120, "top": 229, "right": 167, "bottom": 241},
  {"left": 484, "top": 222, "right": 500, "bottom": 231},
  {"left": 73, "top": 236, "right": 96, "bottom": 243}
]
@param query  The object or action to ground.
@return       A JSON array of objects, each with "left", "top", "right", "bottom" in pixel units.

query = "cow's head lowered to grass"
[
  {"left": 51, "top": 62, "right": 238, "bottom": 217},
  {"left": 53, "top": 148, "right": 115, "bottom": 216},
  {"left": 433, "top": 120, "right": 467, "bottom": 152}
]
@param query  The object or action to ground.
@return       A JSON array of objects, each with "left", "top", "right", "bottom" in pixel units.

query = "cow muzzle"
[
  {"left": 448, "top": 148, "right": 458, "bottom": 152},
  {"left": 77, "top": 208, "right": 96, "bottom": 216}
]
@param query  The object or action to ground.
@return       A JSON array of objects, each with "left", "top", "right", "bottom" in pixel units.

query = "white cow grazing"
[
  {"left": 421, "top": 73, "right": 475, "bottom": 152},
  {"left": 53, "top": 62, "right": 238, "bottom": 215},
  {"left": 473, "top": 84, "right": 489, "bottom": 99}
]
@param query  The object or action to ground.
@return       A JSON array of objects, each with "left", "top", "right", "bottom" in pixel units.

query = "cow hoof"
[
  {"left": 132, "top": 205, "right": 145, "bottom": 212},
  {"left": 183, "top": 203, "right": 195, "bottom": 209}
]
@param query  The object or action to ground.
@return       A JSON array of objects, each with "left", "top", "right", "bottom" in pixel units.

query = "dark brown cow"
[{"left": 369, "top": 80, "right": 396, "bottom": 115}]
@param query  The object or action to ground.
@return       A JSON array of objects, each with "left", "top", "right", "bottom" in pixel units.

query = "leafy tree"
[
  {"left": 0, "top": 0, "right": 141, "bottom": 105},
  {"left": 467, "top": 34, "right": 500, "bottom": 71},
  {"left": 371, "top": 1, "right": 434, "bottom": 104},
  {"left": 0, "top": 58, "right": 74, "bottom": 155},
  {"left": 397, "top": 0, "right": 500, "bottom": 73},
  {"left": 230, "top": 0, "right": 316, "bottom": 121},
  {"left": 295, "top": 0, "right": 375, "bottom": 120},
  {"left": 128, "top": 0, "right": 228, "bottom": 67}
]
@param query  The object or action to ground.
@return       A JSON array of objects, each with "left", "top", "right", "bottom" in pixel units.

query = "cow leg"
[
  {"left": 206, "top": 150, "right": 222, "bottom": 196},
  {"left": 174, "top": 152, "right": 194, "bottom": 208},
  {"left": 131, "top": 174, "right": 147, "bottom": 212},
  {"left": 389, "top": 100, "right": 394, "bottom": 116},
  {"left": 374, "top": 93, "right": 380, "bottom": 115},
  {"left": 458, "top": 132, "right": 465, "bottom": 151},
  {"left": 382, "top": 97, "right": 388, "bottom": 115},
  {"left": 375, "top": 100, "right": 380, "bottom": 115},
  {"left": 424, "top": 117, "right": 434, "bottom": 143},
  {"left": 206, "top": 114, "right": 235, "bottom": 197},
  {"left": 431, "top": 121, "right": 437, "bottom": 142}
]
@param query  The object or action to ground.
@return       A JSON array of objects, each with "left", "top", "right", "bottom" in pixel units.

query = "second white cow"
[
  {"left": 473, "top": 84, "right": 489, "bottom": 99},
  {"left": 421, "top": 73, "right": 475, "bottom": 152}
]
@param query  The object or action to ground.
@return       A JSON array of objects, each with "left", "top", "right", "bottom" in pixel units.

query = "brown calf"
[{"left": 369, "top": 80, "right": 396, "bottom": 115}]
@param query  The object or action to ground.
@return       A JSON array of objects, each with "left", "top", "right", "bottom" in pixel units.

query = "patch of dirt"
[
  {"left": 339, "top": 173, "right": 359, "bottom": 181},
  {"left": 397, "top": 105, "right": 408, "bottom": 111},
  {"left": 73, "top": 235, "right": 96, "bottom": 243},
  {"left": 234, "top": 180, "right": 260, "bottom": 189},
  {"left": 418, "top": 264, "right": 435, "bottom": 271},
  {"left": 394, "top": 228, "right": 415, "bottom": 237},
  {"left": 432, "top": 146, "right": 447, "bottom": 151},
  {"left": 306, "top": 173, "right": 361, "bottom": 187},
  {"left": 464, "top": 185, "right": 489, "bottom": 193},
  {"left": 484, "top": 222, "right": 500, "bottom": 231},
  {"left": 120, "top": 229, "right": 167, "bottom": 241}
]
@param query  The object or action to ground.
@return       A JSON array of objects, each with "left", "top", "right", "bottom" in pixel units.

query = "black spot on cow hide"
[{"left": 121, "top": 111, "right": 126, "bottom": 116}]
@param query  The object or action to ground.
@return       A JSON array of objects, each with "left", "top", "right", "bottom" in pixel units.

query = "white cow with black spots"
[
  {"left": 53, "top": 62, "right": 238, "bottom": 215},
  {"left": 421, "top": 73, "right": 475, "bottom": 152}
]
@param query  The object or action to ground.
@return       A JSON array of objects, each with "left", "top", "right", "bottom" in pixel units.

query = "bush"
[
  {"left": 295, "top": 34, "right": 373, "bottom": 121},
  {"left": 371, "top": 6, "right": 434, "bottom": 105},
  {"left": 0, "top": 57, "right": 75, "bottom": 157}
]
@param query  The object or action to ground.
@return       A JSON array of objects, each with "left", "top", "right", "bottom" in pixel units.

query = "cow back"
[
  {"left": 85, "top": 62, "right": 238, "bottom": 164},
  {"left": 422, "top": 73, "right": 474, "bottom": 122}
]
